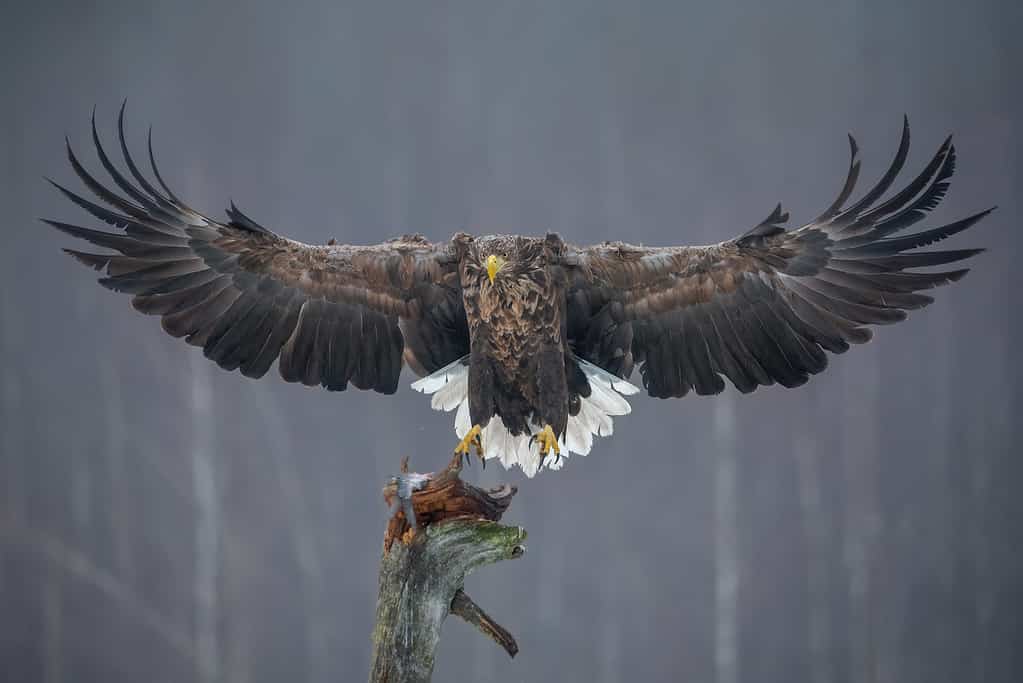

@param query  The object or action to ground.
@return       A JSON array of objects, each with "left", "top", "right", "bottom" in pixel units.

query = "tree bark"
[{"left": 369, "top": 455, "right": 526, "bottom": 683}]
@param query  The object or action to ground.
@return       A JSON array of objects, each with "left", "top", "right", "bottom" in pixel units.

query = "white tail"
[{"left": 411, "top": 357, "right": 639, "bottom": 477}]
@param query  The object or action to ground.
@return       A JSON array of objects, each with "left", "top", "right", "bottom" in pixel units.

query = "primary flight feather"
[{"left": 44, "top": 107, "right": 991, "bottom": 476}]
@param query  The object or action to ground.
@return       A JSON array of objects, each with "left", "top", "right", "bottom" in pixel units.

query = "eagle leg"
[
  {"left": 454, "top": 424, "right": 485, "bottom": 468},
  {"left": 532, "top": 424, "right": 561, "bottom": 466}
]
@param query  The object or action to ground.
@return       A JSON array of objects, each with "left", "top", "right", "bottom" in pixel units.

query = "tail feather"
[
  {"left": 455, "top": 398, "right": 471, "bottom": 438},
  {"left": 410, "top": 356, "right": 469, "bottom": 394},
  {"left": 430, "top": 372, "right": 467, "bottom": 411},
  {"left": 410, "top": 357, "right": 636, "bottom": 476},
  {"left": 576, "top": 356, "right": 641, "bottom": 395}
]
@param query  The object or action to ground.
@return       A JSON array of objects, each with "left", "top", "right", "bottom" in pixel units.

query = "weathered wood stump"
[{"left": 369, "top": 454, "right": 526, "bottom": 683}]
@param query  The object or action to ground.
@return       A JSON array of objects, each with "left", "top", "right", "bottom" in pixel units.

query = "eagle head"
[{"left": 461, "top": 234, "right": 558, "bottom": 294}]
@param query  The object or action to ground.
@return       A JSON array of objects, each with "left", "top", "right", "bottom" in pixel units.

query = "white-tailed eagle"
[{"left": 44, "top": 107, "right": 991, "bottom": 476}]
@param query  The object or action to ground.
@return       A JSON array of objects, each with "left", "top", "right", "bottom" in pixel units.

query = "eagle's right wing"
[
  {"left": 44, "top": 107, "right": 468, "bottom": 394},
  {"left": 565, "top": 119, "right": 992, "bottom": 398}
]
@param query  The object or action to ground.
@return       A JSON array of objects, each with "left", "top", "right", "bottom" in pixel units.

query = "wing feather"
[
  {"left": 567, "top": 119, "right": 990, "bottom": 398},
  {"left": 44, "top": 109, "right": 467, "bottom": 394}
]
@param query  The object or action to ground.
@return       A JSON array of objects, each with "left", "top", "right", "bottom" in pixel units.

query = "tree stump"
[{"left": 369, "top": 454, "right": 526, "bottom": 683}]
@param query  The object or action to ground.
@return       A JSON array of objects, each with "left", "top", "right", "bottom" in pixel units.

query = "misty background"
[{"left": 1, "top": 1, "right": 1020, "bottom": 681}]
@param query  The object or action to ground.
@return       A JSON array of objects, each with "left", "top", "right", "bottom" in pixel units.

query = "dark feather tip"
[{"left": 62, "top": 248, "right": 111, "bottom": 271}]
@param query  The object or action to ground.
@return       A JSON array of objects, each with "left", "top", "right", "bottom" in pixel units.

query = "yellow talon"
[
  {"left": 454, "top": 424, "right": 484, "bottom": 465},
  {"left": 534, "top": 424, "right": 561, "bottom": 464}
]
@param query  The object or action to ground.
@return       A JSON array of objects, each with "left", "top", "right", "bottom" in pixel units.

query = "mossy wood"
[{"left": 369, "top": 455, "right": 526, "bottom": 683}]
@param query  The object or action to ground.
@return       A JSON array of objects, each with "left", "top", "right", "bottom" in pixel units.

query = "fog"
[{"left": 1, "top": 1, "right": 1020, "bottom": 681}]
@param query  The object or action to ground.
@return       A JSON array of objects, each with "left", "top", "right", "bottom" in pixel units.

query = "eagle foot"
[
  {"left": 532, "top": 424, "right": 561, "bottom": 466},
  {"left": 454, "top": 424, "right": 485, "bottom": 468}
]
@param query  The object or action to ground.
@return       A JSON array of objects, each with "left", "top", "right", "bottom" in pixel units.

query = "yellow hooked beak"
[{"left": 486, "top": 254, "right": 505, "bottom": 284}]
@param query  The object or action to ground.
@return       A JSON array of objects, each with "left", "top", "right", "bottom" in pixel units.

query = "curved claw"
[
  {"left": 454, "top": 424, "right": 485, "bottom": 467},
  {"left": 532, "top": 424, "right": 561, "bottom": 467},
  {"left": 460, "top": 450, "right": 486, "bottom": 469}
]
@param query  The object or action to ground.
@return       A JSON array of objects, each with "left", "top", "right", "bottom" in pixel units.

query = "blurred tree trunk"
[
  {"left": 714, "top": 395, "right": 739, "bottom": 683},
  {"left": 840, "top": 353, "right": 880, "bottom": 683},
  {"left": 190, "top": 356, "right": 220, "bottom": 683},
  {"left": 795, "top": 432, "right": 833, "bottom": 683}
]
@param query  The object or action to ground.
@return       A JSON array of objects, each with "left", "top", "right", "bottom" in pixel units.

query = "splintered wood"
[{"left": 381, "top": 453, "right": 517, "bottom": 552}]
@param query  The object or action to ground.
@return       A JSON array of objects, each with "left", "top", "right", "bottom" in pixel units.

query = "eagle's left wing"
[
  {"left": 565, "top": 119, "right": 992, "bottom": 398},
  {"left": 43, "top": 107, "right": 468, "bottom": 394}
]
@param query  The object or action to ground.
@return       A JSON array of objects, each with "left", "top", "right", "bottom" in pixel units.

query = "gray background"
[{"left": 1, "top": 1, "right": 1020, "bottom": 681}]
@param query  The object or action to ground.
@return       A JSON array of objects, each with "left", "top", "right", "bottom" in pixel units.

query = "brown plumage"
[
  {"left": 457, "top": 234, "right": 571, "bottom": 439},
  {"left": 43, "top": 108, "right": 992, "bottom": 475}
]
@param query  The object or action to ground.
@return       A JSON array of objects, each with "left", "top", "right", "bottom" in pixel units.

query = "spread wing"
[
  {"left": 566, "top": 118, "right": 992, "bottom": 398},
  {"left": 44, "top": 107, "right": 468, "bottom": 394}
]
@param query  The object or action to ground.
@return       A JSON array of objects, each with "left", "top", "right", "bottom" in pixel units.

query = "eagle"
[{"left": 43, "top": 107, "right": 991, "bottom": 477}]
